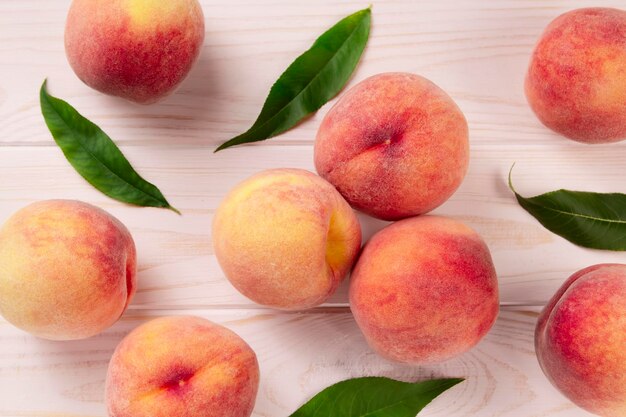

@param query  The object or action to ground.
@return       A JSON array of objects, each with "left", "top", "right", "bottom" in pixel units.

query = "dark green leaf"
[
  {"left": 216, "top": 7, "right": 371, "bottom": 152},
  {"left": 509, "top": 166, "right": 626, "bottom": 251},
  {"left": 40, "top": 80, "right": 179, "bottom": 213},
  {"left": 289, "top": 377, "right": 464, "bottom": 417}
]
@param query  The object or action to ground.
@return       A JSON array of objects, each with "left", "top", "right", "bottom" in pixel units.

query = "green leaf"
[
  {"left": 40, "top": 80, "right": 179, "bottom": 214},
  {"left": 289, "top": 377, "right": 464, "bottom": 417},
  {"left": 509, "top": 165, "right": 626, "bottom": 251},
  {"left": 216, "top": 7, "right": 371, "bottom": 152}
]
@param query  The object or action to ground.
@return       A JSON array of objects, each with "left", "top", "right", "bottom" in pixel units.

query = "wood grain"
[
  {"left": 0, "top": 0, "right": 623, "bottom": 415},
  {"left": 0, "top": 309, "right": 593, "bottom": 417},
  {"left": 1, "top": 145, "right": 623, "bottom": 309}
]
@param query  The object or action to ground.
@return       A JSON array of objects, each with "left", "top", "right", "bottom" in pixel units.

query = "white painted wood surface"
[
  {"left": 0, "top": 308, "right": 589, "bottom": 417},
  {"left": 0, "top": 0, "right": 624, "bottom": 415}
]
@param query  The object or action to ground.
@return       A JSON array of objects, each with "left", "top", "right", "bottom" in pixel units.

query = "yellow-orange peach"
[
  {"left": 212, "top": 169, "right": 361, "bottom": 310},
  {"left": 315, "top": 72, "right": 469, "bottom": 221},
  {"left": 525, "top": 8, "right": 626, "bottom": 143},
  {"left": 350, "top": 216, "right": 499, "bottom": 364},
  {"left": 0, "top": 200, "right": 136, "bottom": 340},
  {"left": 106, "top": 316, "right": 259, "bottom": 417},
  {"left": 65, "top": 0, "right": 205, "bottom": 104},
  {"left": 536, "top": 264, "right": 626, "bottom": 417}
]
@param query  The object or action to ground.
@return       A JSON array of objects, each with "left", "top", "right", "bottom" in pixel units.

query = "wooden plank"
[
  {"left": 0, "top": 0, "right": 623, "bottom": 148},
  {"left": 0, "top": 145, "right": 623, "bottom": 309},
  {"left": 0, "top": 308, "right": 592, "bottom": 417}
]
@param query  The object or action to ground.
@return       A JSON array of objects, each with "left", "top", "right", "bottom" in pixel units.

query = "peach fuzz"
[
  {"left": 535, "top": 264, "right": 626, "bottom": 417},
  {"left": 65, "top": 0, "right": 205, "bottom": 104},
  {"left": 314, "top": 72, "right": 469, "bottom": 221},
  {"left": 106, "top": 316, "right": 259, "bottom": 417},
  {"left": 0, "top": 200, "right": 136, "bottom": 340},
  {"left": 525, "top": 8, "right": 626, "bottom": 143},
  {"left": 350, "top": 216, "right": 499, "bottom": 364},
  {"left": 212, "top": 168, "right": 361, "bottom": 310}
]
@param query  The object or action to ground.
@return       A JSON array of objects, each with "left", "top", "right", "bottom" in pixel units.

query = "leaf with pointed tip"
[
  {"left": 289, "top": 377, "right": 464, "bottom": 417},
  {"left": 40, "top": 80, "right": 179, "bottom": 213},
  {"left": 509, "top": 166, "right": 626, "bottom": 250},
  {"left": 216, "top": 7, "right": 371, "bottom": 152}
]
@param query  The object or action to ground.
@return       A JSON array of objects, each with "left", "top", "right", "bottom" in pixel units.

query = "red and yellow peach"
[
  {"left": 212, "top": 168, "right": 362, "bottom": 310},
  {"left": 106, "top": 316, "right": 259, "bottom": 417},
  {"left": 0, "top": 200, "right": 136, "bottom": 340},
  {"left": 525, "top": 8, "right": 626, "bottom": 143},
  {"left": 536, "top": 264, "right": 626, "bottom": 417},
  {"left": 350, "top": 216, "right": 499, "bottom": 364},
  {"left": 315, "top": 72, "right": 469, "bottom": 220},
  {"left": 65, "top": 0, "right": 205, "bottom": 104}
]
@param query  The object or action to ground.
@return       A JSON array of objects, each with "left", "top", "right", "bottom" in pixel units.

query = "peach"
[
  {"left": 350, "top": 216, "right": 499, "bottom": 364},
  {"left": 525, "top": 8, "right": 626, "bottom": 143},
  {"left": 535, "top": 264, "right": 626, "bottom": 417},
  {"left": 106, "top": 316, "right": 259, "bottom": 417},
  {"left": 314, "top": 72, "right": 469, "bottom": 221},
  {"left": 212, "top": 168, "right": 361, "bottom": 310},
  {"left": 0, "top": 200, "right": 136, "bottom": 340},
  {"left": 65, "top": 0, "right": 205, "bottom": 104}
]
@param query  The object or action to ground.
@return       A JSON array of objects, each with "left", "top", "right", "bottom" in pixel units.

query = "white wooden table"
[{"left": 1, "top": 1, "right": 624, "bottom": 416}]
